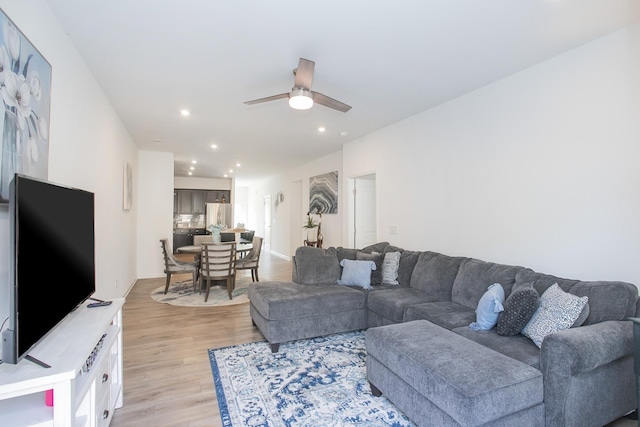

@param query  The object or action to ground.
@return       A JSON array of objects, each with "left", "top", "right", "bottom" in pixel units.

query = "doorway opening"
[
  {"left": 348, "top": 174, "right": 377, "bottom": 248},
  {"left": 263, "top": 195, "right": 271, "bottom": 252}
]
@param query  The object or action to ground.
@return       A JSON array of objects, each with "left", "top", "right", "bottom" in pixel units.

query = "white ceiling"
[{"left": 45, "top": 0, "right": 640, "bottom": 186}]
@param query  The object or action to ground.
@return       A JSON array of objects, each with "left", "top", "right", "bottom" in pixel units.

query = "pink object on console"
[{"left": 45, "top": 389, "right": 53, "bottom": 406}]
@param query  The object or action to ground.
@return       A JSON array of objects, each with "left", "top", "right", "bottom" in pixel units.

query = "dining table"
[{"left": 176, "top": 242, "right": 252, "bottom": 258}]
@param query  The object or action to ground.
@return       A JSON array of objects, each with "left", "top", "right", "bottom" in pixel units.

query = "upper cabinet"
[
  {"left": 192, "top": 190, "right": 206, "bottom": 214},
  {"left": 174, "top": 189, "right": 231, "bottom": 214}
]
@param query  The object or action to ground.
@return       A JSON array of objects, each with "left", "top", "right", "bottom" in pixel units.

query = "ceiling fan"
[{"left": 244, "top": 58, "right": 352, "bottom": 113}]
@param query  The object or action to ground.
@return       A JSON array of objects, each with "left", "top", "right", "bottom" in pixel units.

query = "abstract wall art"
[{"left": 309, "top": 171, "right": 338, "bottom": 214}]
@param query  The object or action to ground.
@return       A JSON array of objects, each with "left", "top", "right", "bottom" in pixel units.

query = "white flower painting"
[{"left": 0, "top": 8, "right": 51, "bottom": 202}]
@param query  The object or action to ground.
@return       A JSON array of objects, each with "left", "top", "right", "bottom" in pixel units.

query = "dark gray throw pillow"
[
  {"left": 496, "top": 285, "right": 540, "bottom": 336},
  {"left": 356, "top": 251, "right": 384, "bottom": 286}
]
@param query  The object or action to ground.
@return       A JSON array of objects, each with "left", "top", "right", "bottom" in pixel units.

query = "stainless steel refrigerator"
[{"left": 205, "top": 203, "right": 233, "bottom": 229}]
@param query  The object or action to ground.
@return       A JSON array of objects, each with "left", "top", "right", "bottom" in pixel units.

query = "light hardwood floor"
[
  {"left": 111, "top": 250, "right": 636, "bottom": 427},
  {"left": 110, "top": 251, "right": 291, "bottom": 427}
]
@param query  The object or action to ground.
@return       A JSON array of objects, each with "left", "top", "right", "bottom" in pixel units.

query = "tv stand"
[{"left": 0, "top": 298, "right": 124, "bottom": 426}]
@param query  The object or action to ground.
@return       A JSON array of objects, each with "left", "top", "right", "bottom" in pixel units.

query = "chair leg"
[
  {"left": 204, "top": 278, "right": 211, "bottom": 302},
  {"left": 164, "top": 273, "right": 172, "bottom": 294},
  {"left": 254, "top": 268, "right": 259, "bottom": 282},
  {"left": 192, "top": 270, "right": 197, "bottom": 293},
  {"left": 227, "top": 278, "right": 233, "bottom": 300}
]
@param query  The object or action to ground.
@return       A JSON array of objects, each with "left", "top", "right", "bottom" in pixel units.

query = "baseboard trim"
[{"left": 269, "top": 250, "right": 290, "bottom": 261}]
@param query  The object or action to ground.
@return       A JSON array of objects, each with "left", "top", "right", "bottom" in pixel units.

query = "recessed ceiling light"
[
  {"left": 192, "top": 160, "right": 197, "bottom": 164},
  {"left": 224, "top": 174, "right": 228, "bottom": 178},
  {"left": 190, "top": 166, "right": 195, "bottom": 170},
  {"left": 188, "top": 172, "right": 193, "bottom": 176},
  {"left": 318, "top": 127, "right": 325, "bottom": 132},
  {"left": 211, "top": 144, "right": 218, "bottom": 149},
  {"left": 229, "top": 169, "right": 234, "bottom": 173},
  {"left": 236, "top": 163, "right": 241, "bottom": 167},
  {"left": 180, "top": 109, "right": 190, "bottom": 116}
]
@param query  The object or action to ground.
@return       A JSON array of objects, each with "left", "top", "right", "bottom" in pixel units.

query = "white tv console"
[{"left": 0, "top": 298, "right": 124, "bottom": 427}]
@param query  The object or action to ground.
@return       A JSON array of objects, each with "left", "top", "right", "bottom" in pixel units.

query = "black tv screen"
[{"left": 4, "top": 174, "right": 95, "bottom": 364}]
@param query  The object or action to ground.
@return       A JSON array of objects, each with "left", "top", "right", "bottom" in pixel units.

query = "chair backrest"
[
  {"left": 193, "top": 234, "right": 213, "bottom": 246},
  {"left": 201, "top": 242, "right": 236, "bottom": 278},
  {"left": 160, "top": 238, "right": 179, "bottom": 268},
  {"left": 220, "top": 232, "right": 235, "bottom": 242},
  {"left": 245, "top": 236, "right": 264, "bottom": 263}
]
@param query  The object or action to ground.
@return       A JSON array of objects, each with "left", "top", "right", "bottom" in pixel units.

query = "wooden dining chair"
[
  {"left": 200, "top": 242, "right": 237, "bottom": 301},
  {"left": 160, "top": 238, "right": 199, "bottom": 294},
  {"left": 235, "top": 236, "right": 263, "bottom": 282}
]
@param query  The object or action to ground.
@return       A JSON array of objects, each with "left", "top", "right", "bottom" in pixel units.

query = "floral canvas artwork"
[{"left": 0, "top": 8, "right": 52, "bottom": 203}]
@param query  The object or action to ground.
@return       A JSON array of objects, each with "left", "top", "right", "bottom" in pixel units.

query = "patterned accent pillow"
[
  {"left": 522, "top": 283, "right": 589, "bottom": 348},
  {"left": 356, "top": 251, "right": 384, "bottom": 286},
  {"left": 496, "top": 285, "right": 539, "bottom": 336},
  {"left": 381, "top": 251, "right": 401, "bottom": 285}
]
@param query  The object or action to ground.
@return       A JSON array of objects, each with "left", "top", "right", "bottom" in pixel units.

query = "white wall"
[
  {"left": 343, "top": 24, "right": 640, "bottom": 287},
  {"left": 0, "top": 0, "right": 139, "bottom": 326},
  {"left": 137, "top": 151, "right": 174, "bottom": 279},
  {"left": 248, "top": 151, "right": 343, "bottom": 259}
]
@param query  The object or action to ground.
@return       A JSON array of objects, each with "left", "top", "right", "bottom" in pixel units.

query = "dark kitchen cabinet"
[
  {"left": 174, "top": 189, "right": 231, "bottom": 214},
  {"left": 173, "top": 229, "right": 191, "bottom": 252},
  {"left": 176, "top": 190, "right": 193, "bottom": 214},
  {"left": 191, "top": 190, "right": 206, "bottom": 214}
]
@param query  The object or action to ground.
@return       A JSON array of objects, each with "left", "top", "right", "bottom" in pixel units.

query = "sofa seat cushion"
[
  {"left": 248, "top": 281, "right": 365, "bottom": 320},
  {"left": 366, "top": 320, "right": 543, "bottom": 426},
  {"left": 403, "top": 302, "right": 475, "bottom": 330},
  {"left": 367, "top": 288, "right": 436, "bottom": 323},
  {"left": 453, "top": 327, "right": 541, "bottom": 369}
]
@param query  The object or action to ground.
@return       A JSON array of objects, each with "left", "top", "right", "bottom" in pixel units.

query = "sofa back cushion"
[
  {"left": 409, "top": 252, "right": 465, "bottom": 299},
  {"left": 395, "top": 250, "right": 420, "bottom": 287},
  {"left": 451, "top": 258, "right": 524, "bottom": 309},
  {"left": 514, "top": 269, "right": 638, "bottom": 325},
  {"left": 292, "top": 246, "right": 341, "bottom": 285}
]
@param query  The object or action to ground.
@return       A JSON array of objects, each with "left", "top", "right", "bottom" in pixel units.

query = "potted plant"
[{"left": 303, "top": 216, "right": 318, "bottom": 243}]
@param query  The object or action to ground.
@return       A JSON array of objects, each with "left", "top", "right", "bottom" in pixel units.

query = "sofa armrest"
[
  {"left": 539, "top": 320, "right": 634, "bottom": 426},
  {"left": 540, "top": 320, "right": 632, "bottom": 376}
]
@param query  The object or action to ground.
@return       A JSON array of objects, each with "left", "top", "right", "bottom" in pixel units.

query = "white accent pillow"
[
  {"left": 522, "top": 283, "right": 589, "bottom": 348},
  {"left": 381, "top": 252, "right": 401, "bottom": 285},
  {"left": 336, "top": 259, "right": 376, "bottom": 289}
]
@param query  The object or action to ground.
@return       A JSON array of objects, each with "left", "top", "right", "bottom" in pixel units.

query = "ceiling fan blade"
[
  {"left": 244, "top": 92, "right": 289, "bottom": 105},
  {"left": 311, "top": 91, "right": 352, "bottom": 112},
  {"left": 294, "top": 58, "right": 315, "bottom": 90}
]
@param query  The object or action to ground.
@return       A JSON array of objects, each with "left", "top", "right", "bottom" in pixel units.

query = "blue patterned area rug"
[{"left": 208, "top": 331, "right": 416, "bottom": 427}]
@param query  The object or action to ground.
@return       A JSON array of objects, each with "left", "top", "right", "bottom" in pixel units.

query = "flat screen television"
[{"left": 2, "top": 174, "right": 95, "bottom": 366}]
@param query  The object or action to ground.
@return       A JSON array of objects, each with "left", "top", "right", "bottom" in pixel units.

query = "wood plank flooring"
[
  {"left": 110, "top": 251, "right": 291, "bottom": 427},
  {"left": 110, "top": 250, "right": 635, "bottom": 427}
]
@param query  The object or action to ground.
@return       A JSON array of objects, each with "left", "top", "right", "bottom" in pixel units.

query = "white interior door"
[
  {"left": 290, "top": 180, "right": 302, "bottom": 257},
  {"left": 263, "top": 195, "right": 271, "bottom": 251},
  {"left": 354, "top": 174, "right": 377, "bottom": 248}
]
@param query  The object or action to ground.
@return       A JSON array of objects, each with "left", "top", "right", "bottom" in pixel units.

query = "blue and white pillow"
[
  {"left": 336, "top": 259, "right": 377, "bottom": 289},
  {"left": 469, "top": 283, "right": 505, "bottom": 331}
]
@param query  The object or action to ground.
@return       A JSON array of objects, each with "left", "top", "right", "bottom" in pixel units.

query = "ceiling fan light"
[{"left": 289, "top": 89, "right": 313, "bottom": 110}]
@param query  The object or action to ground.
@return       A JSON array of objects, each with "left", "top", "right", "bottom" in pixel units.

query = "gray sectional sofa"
[{"left": 247, "top": 243, "right": 639, "bottom": 427}]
